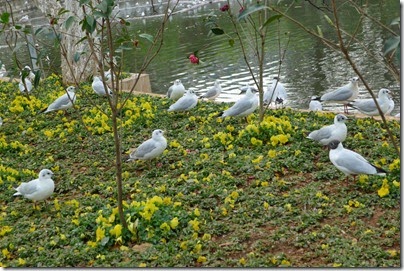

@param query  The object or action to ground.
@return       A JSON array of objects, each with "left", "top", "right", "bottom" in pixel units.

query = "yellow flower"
[
  {"left": 160, "top": 222, "right": 171, "bottom": 232},
  {"left": 252, "top": 155, "right": 263, "bottom": 164},
  {"left": 2, "top": 248, "right": 10, "bottom": 259},
  {"left": 377, "top": 179, "right": 390, "bottom": 198},
  {"left": 389, "top": 159, "right": 400, "bottom": 171},
  {"left": 202, "top": 233, "right": 211, "bottom": 241},
  {"left": 251, "top": 137, "right": 263, "bottom": 146},
  {"left": 267, "top": 150, "right": 277, "bottom": 158},
  {"left": 43, "top": 130, "right": 54, "bottom": 138},
  {"left": 193, "top": 243, "right": 202, "bottom": 253},
  {"left": 18, "top": 258, "right": 26, "bottom": 265},
  {"left": 194, "top": 208, "right": 200, "bottom": 217},
  {"left": 0, "top": 226, "right": 13, "bottom": 237},
  {"left": 96, "top": 227, "right": 105, "bottom": 242},
  {"left": 138, "top": 263, "right": 147, "bottom": 267},
  {"left": 109, "top": 224, "right": 123, "bottom": 238},
  {"left": 170, "top": 217, "right": 179, "bottom": 229},
  {"left": 280, "top": 259, "right": 291, "bottom": 266},
  {"left": 387, "top": 249, "right": 397, "bottom": 257},
  {"left": 188, "top": 218, "right": 200, "bottom": 232},
  {"left": 239, "top": 257, "right": 246, "bottom": 265},
  {"left": 180, "top": 241, "right": 188, "bottom": 250},
  {"left": 197, "top": 256, "right": 207, "bottom": 263}
]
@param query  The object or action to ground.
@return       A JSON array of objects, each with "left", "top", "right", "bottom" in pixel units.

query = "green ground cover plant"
[{"left": 0, "top": 75, "right": 400, "bottom": 267}]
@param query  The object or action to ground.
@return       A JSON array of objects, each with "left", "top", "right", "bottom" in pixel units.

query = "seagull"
[
  {"left": 168, "top": 89, "right": 198, "bottom": 112},
  {"left": 92, "top": 76, "right": 113, "bottom": 96},
  {"left": 167, "top": 79, "right": 186, "bottom": 101},
  {"left": 319, "top": 77, "right": 359, "bottom": 114},
  {"left": 385, "top": 94, "right": 394, "bottom": 116},
  {"left": 347, "top": 88, "right": 391, "bottom": 116},
  {"left": 239, "top": 84, "right": 258, "bottom": 93},
  {"left": 199, "top": 79, "right": 222, "bottom": 100},
  {"left": 19, "top": 15, "right": 29, "bottom": 23},
  {"left": 19, "top": 77, "right": 33, "bottom": 94},
  {"left": 41, "top": 86, "right": 76, "bottom": 114},
  {"left": 309, "top": 96, "right": 323, "bottom": 111},
  {"left": 127, "top": 129, "right": 167, "bottom": 162},
  {"left": 263, "top": 76, "right": 287, "bottom": 107},
  {"left": 0, "top": 64, "right": 7, "bottom": 77},
  {"left": 104, "top": 69, "right": 112, "bottom": 82},
  {"left": 13, "top": 169, "right": 55, "bottom": 208},
  {"left": 328, "top": 140, "right": 387, "bottom": 183},
  {"left": 307, "top": 114, "right": 349, "bottom": 146},
  {"left": 24, "top": 65, "right": 35, "bottom": 80},
  {"left": 219, "top": 85, "right": 258, "bottom": 118}
]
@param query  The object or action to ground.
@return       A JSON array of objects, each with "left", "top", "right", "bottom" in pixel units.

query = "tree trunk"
[{"left": 33, "top": 0, "right": 97, "bottom": 84}]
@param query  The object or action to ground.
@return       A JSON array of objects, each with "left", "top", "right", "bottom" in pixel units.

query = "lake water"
[{"left": 0, "top": 0, "right": 400, "bottom": 115}]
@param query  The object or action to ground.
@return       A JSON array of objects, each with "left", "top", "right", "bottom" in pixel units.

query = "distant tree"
[{"left": 33, "top": 0, "right": 97, "bottom": 84}]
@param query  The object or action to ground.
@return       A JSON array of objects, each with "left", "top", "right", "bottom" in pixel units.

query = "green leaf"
[
  {"left": 96, "top": 0, "right": 108, "bottom": 14},
  {"left": 228, "top": 39, "right": 235, "bottom": 47},
  {"left": 0, "top": 12, "right": 10, "bottom": 24},
  {"left": 93, "top": 11, "right": 107, "bottom": 18},
  {"left": 139, "top": 33, "right": 154, "bottom": 43},
  {"left": 238, "top": 4, "right": 270, "bottom": 22},
  {"left": 211, "top": 27, "right": 225, "bottom": 35},
  {"left": 75, "top": 36, "right": 87, "bottom": 46},
  {"left": 82, "top": 15, "right": 96, "bottom": 33},
  {"left": 34, "top": 27, "right": 45, "bottom": 35},
  {"left": 33, "top": 70, "right": 41, "bottom": 88},
  {"left": 390, "top": 17, "right": 400, "bottom": 26},
  {"left": 261, "top": 14, "right": 282, "bottom": 29},
  {"left": 57, "top": 8, "right": 69, "bottom": 16},
  {"left": 316, "top": 25, "right": 323, "bottom": 38},
  {"left": 79, "top": 0, "right": 90, "bottom": 5},
  {"left": 64, "top": 16, "right": 76, "bottom": 30},
  {"left": 323, "top": 14, "right": 334, "bottom": 26},
  {"left": 383, "top": 36, "right": 400, "bottom": 56},
  {"left": 100, "top": 237, "right": 110, "bottom": 246},
  {"left": 73, "top": 51, "right": 85, "bottom": 63}
]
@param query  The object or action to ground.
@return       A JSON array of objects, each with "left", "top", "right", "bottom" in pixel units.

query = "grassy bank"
[{"left": 0, "top": 75, "right": 400, "bottom": 267}]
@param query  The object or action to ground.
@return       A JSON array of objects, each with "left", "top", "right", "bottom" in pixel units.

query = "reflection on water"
[{"left": 0, "top": 0, "right": 400, "bottom": 115}]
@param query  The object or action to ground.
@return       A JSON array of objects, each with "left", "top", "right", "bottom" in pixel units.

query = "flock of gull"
[{"left": 8, "top": 67, "right": 395, "bottom": 206}]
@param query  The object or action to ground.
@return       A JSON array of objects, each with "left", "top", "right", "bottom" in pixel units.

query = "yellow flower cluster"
[
  {"left": 121, "top": 97, "right": 155, "bottom": 127},
  {"left": 82, "top": 108, "right": 111, "bottom": 135},
  {"left": 9, "top": 95, "right": 44, "bottom": 114},
  {"left": 213, "top": 131, "right": 234, "bottom": 146}
]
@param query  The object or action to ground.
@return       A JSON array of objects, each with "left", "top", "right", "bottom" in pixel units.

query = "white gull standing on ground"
[
  {"left": 309, "top": 96, "right": 323, "bottom": 111},
  {"left": 41, "top": 86, "right": 76, "bottom": 114},
  {"left": 320, "top": 77, "right": 359, "bottom": 114},
  {"left": 348, "top": 88, "right": 391, "bottom": 116},
  {"left": 167, "top": 79, "right": 186, "bottom": 101},
  {"left": 127, "top": 129, "right": 167, "bottom": 162},
  {"left": 0, "top": 64, "right": 7, "bottom": 77},
  {"left": 92, "top": 76, "right": 113, "bottom": 96},
  {"left": 219, "top": 85, "right": 258, "bottom": 118},
  {"left": 13, "top": 169, "right": 55, "bottom": 207},
  {"left": 328, "top": 140, "right": 387, "bottom": 182},
  {"left": 19, "top": 77, "right": 33, "bottom": 94},
  {"left": 307, "top": 114, "right": 349, "bottom": 146},
  {"left": 385, "top": 94, "right": 395, "bottom": 116},
  {"left": 199, "top": 79, "right": 222, "bottom": 100},
  {"left": 168, "top": 89, "right": 198, "bottom": 112},
  {"left": 263, "top": 76, "right": 287, "bottom": 107}
]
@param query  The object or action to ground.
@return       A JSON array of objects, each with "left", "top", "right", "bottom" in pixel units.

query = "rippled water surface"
[{"left": 0, "top": 0, "right": 400, "bottom": 114}]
